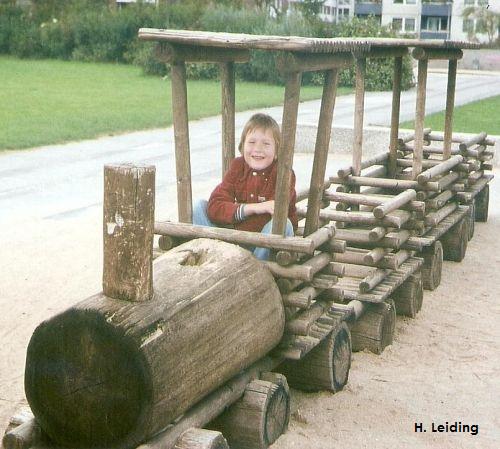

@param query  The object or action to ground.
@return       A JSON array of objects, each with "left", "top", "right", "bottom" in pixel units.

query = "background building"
[{"left": 283, "top": 0, "right": 500, "bottom": 42}]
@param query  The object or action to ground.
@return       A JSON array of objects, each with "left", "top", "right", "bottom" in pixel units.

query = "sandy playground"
[{"left": 0, "top": 159, "right": 499, "bottom": 449}]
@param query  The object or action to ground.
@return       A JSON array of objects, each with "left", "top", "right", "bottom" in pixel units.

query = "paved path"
[{"left": 1, "top": 71, "right": 499, "bottom": 225}]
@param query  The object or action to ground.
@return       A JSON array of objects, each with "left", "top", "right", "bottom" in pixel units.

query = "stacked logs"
[
  {"left": 154, "top": 219, "right": 354, "bottom": 392},
  {"left": 397, "top": 130, "right": 494, "bottom": 267},
  {"left": 292, "top": 171, "right": 424, "bottom": 355}
]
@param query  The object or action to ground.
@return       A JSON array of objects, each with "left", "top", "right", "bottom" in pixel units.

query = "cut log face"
[
  {"left": 25, "top": 239, "right": 285, "bottom": 449},
  {"left": 209, "top": 378, "right": 290, "bottom": 449},
  {"left": 475, "top": 184, "right": 489, "bottom": 222},
  {"left": 277, "top": 322, "right": 351, "bottom": 393},
  {"left": 2, "top": 417, "right": 43, "bottom": 449},
  {"left": 392, "top": 272, "right": 423, "bottom": 318},
  {"left": 350, "top": 301, "right": 395, "bottom": 355},
  {"left": 422, "top": 241, "right": 443, "bottom": 291},
  {"left": 441, "top": 218, "right": 468, "bottom": 262}
]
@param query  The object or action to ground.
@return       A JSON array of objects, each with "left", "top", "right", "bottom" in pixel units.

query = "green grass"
[
  {"left": 0, "top": 56, "right": 351, "bottom": 150},
  {"left": 400, "top": 95, "right": 500, "bottom": 135}
]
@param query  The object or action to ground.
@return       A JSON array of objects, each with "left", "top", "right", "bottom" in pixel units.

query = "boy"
[{"left": 193, "top": 113, "right": 297, "bottom": 260}]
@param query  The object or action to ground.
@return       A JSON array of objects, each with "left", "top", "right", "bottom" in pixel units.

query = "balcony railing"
[
  {"left": 421, "top": 2, "right": 452, "bottom": 17},
  {"left": 420, "top": 30, "right": 450, "bottom": 39},
  {"left": 354, "top": 2, "right": 382, "bottom": 15}
]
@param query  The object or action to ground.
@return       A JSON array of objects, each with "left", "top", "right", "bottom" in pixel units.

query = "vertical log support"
[
  {"left": 443, "top": 59, "right": 457, "bottom": 160},
  {"left": 221, "top": 61, "right": 236, "bottom": 176},
  {"left": 171, "top": 61, "right": 193, "bottom": 223},
  {"left": 272, "top": 71, "right": 302, "bottom": 236},
  {"left": 304, "top": 69, "right": 338, "bottom": 236},
  {"left": 389, "top": 56, "right": 403, "bottom": 178},
  {"left": 103, "top": 164, "right": 155, "bottom": 302},
  {"left": 352, "top": 57, "right": 366, "bottom": 178},
  {"left": 413, "top": 58, "right": 428, "bottom": 179}
]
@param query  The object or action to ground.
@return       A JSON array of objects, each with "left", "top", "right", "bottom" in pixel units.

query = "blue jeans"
[{"left": 192, "top": 199, "right": 294, "bottom": 261}]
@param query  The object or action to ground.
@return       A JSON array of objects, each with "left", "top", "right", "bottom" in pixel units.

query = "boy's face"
[{"left": 242, "top": 127, "right": 276, "bottom": 171}]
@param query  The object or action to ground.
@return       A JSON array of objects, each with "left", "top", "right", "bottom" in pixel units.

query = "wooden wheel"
[
  {"left": 475, "top": 184, "right": 489, "bottom": 222},
  {"left": 278, "top": 322, "right": 352, "bottom": 393},
  {"left": 441, "top": 218, "right": 468, "bottom": 262},
  {"left": 392, "top": 272, "right": 423, "bottom": 318},
  {"left": 174, "top": 428, "right": 229, "bottom": 449},
  {"left": 210, "top": 377, "right": 290, "bottom": 449},
  {"left": 421, "top": 241, "right": 443, "bottom": 291},
  {"left": 467, "top": 200, "right": 475, "bottom": 241},
  {"left": 350, "top": 300, "right": 395, "bottom": 355}
]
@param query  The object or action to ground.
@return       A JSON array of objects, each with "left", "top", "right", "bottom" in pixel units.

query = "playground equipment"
[{"left": 3, "top": 30, "right": 494, "bottom": 449}]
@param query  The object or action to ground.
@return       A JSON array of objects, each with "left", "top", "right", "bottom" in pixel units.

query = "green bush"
[
  {"left": 0, "top": 3, "right": 413, "bottom": 90},
  {"left": 332, "top": 16, "right": 414, "bottom": 90},
  {"left": 0, "top": 4, "right": 24, "bottom": 53}
]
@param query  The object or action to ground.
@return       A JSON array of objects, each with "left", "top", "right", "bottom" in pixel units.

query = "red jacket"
[{"left": 207, "top": 157, "right": 298, "bottom": 233}]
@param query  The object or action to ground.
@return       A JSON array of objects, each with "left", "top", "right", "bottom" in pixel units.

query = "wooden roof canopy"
[
  {"left": 138, "top": 28, "right": 483, "bottom": 53},
  {"left": 136, "top": 28, "right": 483, "bottom": 234}
]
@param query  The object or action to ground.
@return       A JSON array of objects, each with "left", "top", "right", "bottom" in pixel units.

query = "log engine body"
[{"left": 25, "top": 239, "right": 285, "bottom": 449}]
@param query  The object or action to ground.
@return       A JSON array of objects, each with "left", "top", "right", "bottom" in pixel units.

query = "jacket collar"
[{"left": 241, "top": 158, "right": 277, "bottom": 177}]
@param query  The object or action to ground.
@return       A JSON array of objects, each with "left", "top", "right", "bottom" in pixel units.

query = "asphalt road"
[{"left": 1, "top": 71, "right": 500, "bottom": 225}]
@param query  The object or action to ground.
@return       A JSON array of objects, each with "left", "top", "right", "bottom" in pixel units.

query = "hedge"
[{"left": 0, "top": 1, "right": 414, "bottom": 90}]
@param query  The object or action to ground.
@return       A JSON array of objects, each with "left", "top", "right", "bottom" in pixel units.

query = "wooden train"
[{"left": 3, "top": 30, "right": 494, "bottom": 449}]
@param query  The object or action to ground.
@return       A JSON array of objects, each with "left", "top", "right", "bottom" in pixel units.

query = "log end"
[
  {"left": 372, "top": 207, "right": 385, "bottom": 219},
  {"left": 25, "top": 309, "right": 151, "bottom": 449}
]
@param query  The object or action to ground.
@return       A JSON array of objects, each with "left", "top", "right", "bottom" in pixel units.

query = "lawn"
[
  {"left": 0, "top": 56, "right": 351, "bottom": 151},
  {"left": 400, "top": 95, "right": 500, "bottom": 136}
]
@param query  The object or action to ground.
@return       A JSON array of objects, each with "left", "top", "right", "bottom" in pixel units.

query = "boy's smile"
[{"left": 243, "top": 127, "right": 276, "bottom": 171}]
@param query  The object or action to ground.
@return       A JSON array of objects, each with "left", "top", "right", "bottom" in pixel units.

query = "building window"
[
  {"left": 392, "top": 18, "right": 403, "bottom": 31},
  {"left": 478, "top": 0, "right": 488, "bottom": 6},
  {"left": 342, "top": 7, "right": 350, "bottom": 17},
  {"left": 405, "top": 18, "right": 416, "bottom": 31},
  {"left": 464, "top": 0, "right": 475, "bottom": 4},
  {"left": 394, "top": 0, "right": 403, "bottom": 3},
  {"left": 421, "top": 16, "right": 448, "bottom": 32}
]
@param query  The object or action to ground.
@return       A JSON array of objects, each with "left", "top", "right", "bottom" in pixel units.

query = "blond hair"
[{"left": 238, "top": 113, "right": 281, "bottom": 157}]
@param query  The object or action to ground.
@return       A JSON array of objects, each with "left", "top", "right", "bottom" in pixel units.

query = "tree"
[
  {"left": 462, "top": 6, "right": 500, "bottom": 44},
  {"left": 295, "top": 0, "right": 325, "bottom": 21}
]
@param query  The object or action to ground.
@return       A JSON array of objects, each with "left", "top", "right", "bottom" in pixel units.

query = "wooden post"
[
  {"left": 413, "top": 58, "right": 428, "bottom": 179},
  {"left": 389, "top": 56, "right": 403, "bottom": 178},
  {"left": 171, "top": 61, "right": 193, "bottom": 223},
  {"left": 352, "top": 57, "right": 366, "bottom": 177},
  {"left": 103, "top": 164, "right": 155, "bottom": 302},
  {"left": 304, "top": 69, "right": 338, "bottom": 236},
  {"left": 272, "top": 71, "right": 302, "bottom": 236},
  {"left": 220, "top": 62, "right": 235, "bottom": 176},
  {"left": 443, "top": 59, "right": 457, "bottom": 160}
]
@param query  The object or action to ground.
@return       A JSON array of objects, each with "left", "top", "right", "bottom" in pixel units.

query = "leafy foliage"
[{"left": 0, "top": 2, "right": 414, "bottom": 90}]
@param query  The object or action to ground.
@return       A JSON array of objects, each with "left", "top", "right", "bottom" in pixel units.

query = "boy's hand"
[{"left": 245, "top": 200, "right": 275, "bottom": 216}]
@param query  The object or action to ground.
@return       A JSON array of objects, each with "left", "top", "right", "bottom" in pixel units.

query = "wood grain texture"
[
  {"left": 171, "top": 61, "right": 193, "bottom": 223},
  {"left": 273, "top": 72, "right": 301, "bottom": 236},
  {"left": 25, "top": 239, "right": 284, "bottom": 449},
  {"left": 221, "top": 62, "right": 236, "bottom": 176},
  {"left": 443, "top": 59, "right": 457, "bottom": 159},
  {"left": 304, "top": 69, "right": 338, "bottom": 236},
  {"left": 103, "top": 164, "right": 155, "bottom": 302},
  {"left": 173, "top": 429, "right": 229, "bottom": 449},
  {"left": 389, "top": 56, "right": 403, "bottom": 177},
  {"left": 413, "top": 58, "right": 428, "bottom": 179}
]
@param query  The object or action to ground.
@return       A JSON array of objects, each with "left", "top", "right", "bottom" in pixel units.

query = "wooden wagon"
[{"left": 3, "top": 29, "right": 494, "bottom": 449}]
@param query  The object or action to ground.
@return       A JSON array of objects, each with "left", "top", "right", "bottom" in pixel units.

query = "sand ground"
[{"left": 0, "top": 165, "right": 498, "bottom": 449}]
